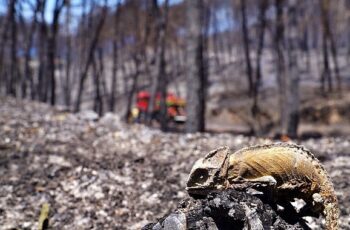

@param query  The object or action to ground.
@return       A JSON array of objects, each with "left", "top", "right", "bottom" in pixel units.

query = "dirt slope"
[{"left": 0, "top": 97, "right": 349, "bottom": 229}]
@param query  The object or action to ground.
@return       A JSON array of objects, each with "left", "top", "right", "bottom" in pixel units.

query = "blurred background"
[{"left": 0, "top": 0, "right": 350, "bottom": 137}]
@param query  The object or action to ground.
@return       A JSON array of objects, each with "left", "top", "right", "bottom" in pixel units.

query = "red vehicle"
[{"left": 131, "top": 91, "right": 186, "bottom": 123}]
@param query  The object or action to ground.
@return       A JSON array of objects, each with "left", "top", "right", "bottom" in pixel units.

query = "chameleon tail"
[
  {"left": 324, "top": 202, "right": 339, "bottom": 230},
  {"left": 322, "top": 191, "right": 339, "bottom": 230}
]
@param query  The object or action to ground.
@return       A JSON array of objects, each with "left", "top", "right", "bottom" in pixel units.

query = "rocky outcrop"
[{"left": 143, "top": 190, "right": 308, "bottom": 230}]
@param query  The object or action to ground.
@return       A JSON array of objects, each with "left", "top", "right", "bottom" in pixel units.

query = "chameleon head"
[{"left": 186, "top": 147, "right": 230, "bottom": 195}]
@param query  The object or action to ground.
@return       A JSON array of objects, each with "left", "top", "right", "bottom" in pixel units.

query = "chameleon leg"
[
  {"left": 231, "top": 175, "right": 277, "bottom": 186},
  {"left": 311, "top": 193, "right": 324, "bottom": 212},
  {"left": 248, "top": 176, "right": 277, "bottom": 186},
  {"left": 230, "top": 176, "right": 278, "bottom": 203}
]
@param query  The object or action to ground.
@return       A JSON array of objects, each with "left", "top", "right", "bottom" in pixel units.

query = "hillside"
[{"left": 0, "top": 97, "right": 349, "bottom": 229}]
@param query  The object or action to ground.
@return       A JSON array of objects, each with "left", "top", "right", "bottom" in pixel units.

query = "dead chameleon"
[{"left": 186, "top": 143, "right": 339, "bottom": 230}]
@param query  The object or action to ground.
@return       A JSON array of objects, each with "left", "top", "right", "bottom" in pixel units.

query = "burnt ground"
[{"left": 0, "top": 97, "right": 350, "bottom": 229}]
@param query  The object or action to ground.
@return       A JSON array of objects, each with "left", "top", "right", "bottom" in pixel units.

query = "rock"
[
  {"left": 98, "top": 112, "right": 124, "bottom": 131},
  {"left": 77, "top": 110, "right": 99, "bottom": 121},
  {"left": 144, "top": 190, "right": 307, "bottom": 230},
  {"left": 163, "top": 213, "right": 187, "bottom": 230},
  {"left": 142, "top": 212, "right": 187, "bottom": 230},
  {"left": 48, "top": 155, "right": 72, "bottom": 167}
]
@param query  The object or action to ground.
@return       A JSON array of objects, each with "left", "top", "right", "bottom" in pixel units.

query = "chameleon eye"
[{"left": 187, "top": 168, "right": 210, "bottom": 187}]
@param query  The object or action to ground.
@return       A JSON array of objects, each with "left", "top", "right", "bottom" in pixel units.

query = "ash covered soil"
[{"left": 0, "top": 97, "right": 349, "bottom": 229}]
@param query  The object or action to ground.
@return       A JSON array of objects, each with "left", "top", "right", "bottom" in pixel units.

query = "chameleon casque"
[{"left": 186, "top": 143, "right": 339, "bottom": 230}]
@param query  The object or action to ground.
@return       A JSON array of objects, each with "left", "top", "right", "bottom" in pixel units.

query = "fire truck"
[{"left": 131, "top": 91, "right": 186, "bottom": 124}]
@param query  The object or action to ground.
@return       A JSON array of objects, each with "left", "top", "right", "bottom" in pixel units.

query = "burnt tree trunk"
[
  {"left": 124, "top": 55, "right": 141, "bottom": 122},
  {"left": 347, "top": 1, "right": 350, "bottom": 62},
  {"left": 63, "top": 1, "right": 71, "bottom": 107},
  {"left": 0, "top": 2, "right": 10, "bottom": 94},
  {"left": 147, "top": 0, "right": 169, "bottom": 129},
  {"left": 147, "top": 0, "right": 161, "bottom": 125},
  {"left": 319, "top": 0, "right": 333, "bottom": 94},
  {"left": 281, "top": 0, "right": 300, "bottom": 137},
  {"left": 109, "top": 1, "right": 121, "bottom": 112},
  {"left": 8, "top": 0, "right": 17, "bottom": 97},
  {"left": 185, "top": 0, "right": 207, "bottom": 133},
  {"left": 156, "top": 0, "right": 169, "bottom": 131},
  {"left": 37, "top": 0, "right": 48, "bottom": 102},
  {"left": 321, "top": 32, "right": 332, "bottom": 94},
  {"left": 239, "top": 0, "right": 254, "bottom": 96},
  {"left": 98, "top": 47, "right": 108, "bottom": 111},
  {"left": 320, "top": 0, "right": 341, "bottom": 94},
  {"left": 47, "top": 0, "right": 65, "bottom": 105},
  {"left": 252, "top": 0, "right": 268, "bottom": 133},
  {"left": 274, "top": 0, "right": 287, "bottom": 136},
  {"left": 110, "top": 35, "right": 118, "bottom": 112},
  {"left": 92, "top": 53, "right": 103, "bottom": 116},
  {"left": 22, "top": 1, "right": 41, "bottom": 99},
  {"left": 75, "top": 5, "right": 107, "bottom": 112}
]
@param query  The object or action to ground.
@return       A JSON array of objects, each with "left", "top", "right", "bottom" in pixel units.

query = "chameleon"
[{"left": 186, "top": 143, "right": 339, "bottom": 230}]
